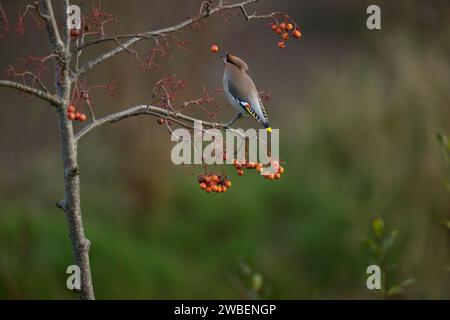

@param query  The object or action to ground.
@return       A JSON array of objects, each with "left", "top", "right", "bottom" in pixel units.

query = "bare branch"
[
  {"left": 38, "top": 0, "right": 64, "bottom": 52},
  {"left": 75, "top": 0, "right": 260, "bottom": 77},
  {"left": 0, "top": 80, "right": 61, "bottom": 106},
  {"left": 75, "top": 104, "right": 236, "bottom": 142}
]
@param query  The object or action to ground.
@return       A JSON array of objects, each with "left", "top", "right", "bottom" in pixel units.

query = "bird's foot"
[{"left": 225, "top": 113, "right": 243, "bottom": 128}]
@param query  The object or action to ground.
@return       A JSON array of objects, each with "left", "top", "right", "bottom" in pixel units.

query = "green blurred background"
[{"left": 0, "top": 0, "right": 449, "bottom": 299}]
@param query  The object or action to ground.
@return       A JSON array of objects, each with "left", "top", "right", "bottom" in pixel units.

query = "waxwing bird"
[{"left": 222, "top": 54, "right": 272, "bottom": 132}]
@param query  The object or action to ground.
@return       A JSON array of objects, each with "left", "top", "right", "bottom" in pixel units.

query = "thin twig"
[{"left": 75, "top": 0, "right": 260, "bottom": 78}]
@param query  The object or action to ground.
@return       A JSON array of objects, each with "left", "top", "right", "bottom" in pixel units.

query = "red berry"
[
  {"left": 78, "top": 113, "right": 87, "bottom": 122},
  {"left": 74, "top": 112, "right": 82, "bottom": 120},
  {"left": 67, "top": 113, "right": 76, "bottom": 121},
  {"left": 67, "top": 105, "right": 76, "bottom": 113},
  {"left": 237, "top": 169, "right": 244, "bottom": 176},
  {"left": 70, "top": 28, "right": 80, "bottom": 38},
  {"left": 278, "top": 41, "right": 286, "bottom": 49},
  {"left": 293, "top": 29, "right": 302, "bottom": 39},
  {"left": 157, "top": 118, "right": 165, "bottom": 125},
  {"left": 210, "top": 44, "right": 219, "bottom": 53}
]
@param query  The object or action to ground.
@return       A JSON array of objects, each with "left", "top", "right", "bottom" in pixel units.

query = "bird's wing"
[{"left": 227, "top": 73, "right": 270, "bottom": 126}]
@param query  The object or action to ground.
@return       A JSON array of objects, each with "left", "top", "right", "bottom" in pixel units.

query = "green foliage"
[{"left": 363, "top": 217, "right": 414, "bottom": 298}]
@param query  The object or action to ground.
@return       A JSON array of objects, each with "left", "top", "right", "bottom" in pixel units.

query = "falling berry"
[{"left": 210, "top": 44, "right": 219, "bottom": 53}]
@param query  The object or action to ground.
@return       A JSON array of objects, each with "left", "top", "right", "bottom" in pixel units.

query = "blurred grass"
[{"left": 1, "top": 1, "right": 450, "bottom": 299}]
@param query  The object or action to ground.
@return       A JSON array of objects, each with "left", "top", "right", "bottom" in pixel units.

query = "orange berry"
[
  {"left": 271, "top": 23, "right": 277, "bottom": 31},
  {"left": 199, "top": 182, "right": 207, "bottom": 190},
  {"left": 157, "top": 118, "right": 165, "bottom": 125},
  {"left": 237, "top": 169, "right": 244, "bottom": 176},
  {"left": 256, "top": 164, "right": 263, "bottom": 172},
  {"left": 293, "top": 29, "right": 301, "bottom": 39},
  {"left": 280, "top": 23, "right": 286, "bottom": 30},
  {"left": 67, "top": 104, "right": 76, "bottom": 113},
  {"left": 216, "top": 186, "right": 223, "bottom": 193},
  {"left": 222, "top": 186, "right": 227, "bottom": 193},
  {"left": 210, "top": 44, "right": 219, "bottom": 53},
  {"left": 265, "top": 173, "right": 275, "bottom": 180},
  {"left": 275, "top": 173, "right": 281, "bottom": 179},
  {"left": 279, "top": 166, "right": 285, "bottom": 174},
  {"left": 275, "top": 27, "right": 283, "bottom": 35},
  {"left": 78, "top": 113, "right": 87, "bottom": 122},
  {"left": 74, "top": 112, "right": 82, "bottom": 120},
  {"left": 67, "top": 113, "right": 76, "bottom": 121},
  {"left": 278, "top": 41, "right": 286, "bottom": 49},
  {"left": 212, "top": 175, "right": 220, "bottom": 183},
  {"left": 224, "top": 180, "right": 232, "bottom": 188},
  {"left": 206, "top": 187, "right": 212, "bottom": 193},
  {"left": 211, "top": 185, "right": 218, "bottom": 192},
  {"left": 286, "top": 23, "right": 294, "bottom": 31},
  {"left": 282, "top": 33, "right": 289, "bottom": 41}
]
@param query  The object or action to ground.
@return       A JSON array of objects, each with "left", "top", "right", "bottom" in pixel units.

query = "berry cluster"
[
  {"left": 270, "top": 21, "right": 302, "bottom": 49},
  {"left": 66, "top": 104, "right": 87, "bottom": 122},
  {"left": 198, "top": 174, "right": 232, "bottom": 193},
  {"left": 233, "top": 159, "right": 285, "bottom": 180}
]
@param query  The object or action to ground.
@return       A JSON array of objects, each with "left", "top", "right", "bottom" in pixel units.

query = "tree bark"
[{"left": 57, "top": 108, "right": 95, "bottom": 300}]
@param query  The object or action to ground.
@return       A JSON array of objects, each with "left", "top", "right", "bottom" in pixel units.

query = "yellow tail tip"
[{"left": 266, "top": 127, "right": 272, "bottom": 133}]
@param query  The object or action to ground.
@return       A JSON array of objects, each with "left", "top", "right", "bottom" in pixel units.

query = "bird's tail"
[{"left": 263, "top": 123, "right": 272, "bottom": 133}]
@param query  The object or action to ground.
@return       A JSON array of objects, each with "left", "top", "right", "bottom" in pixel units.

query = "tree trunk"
[{"left": 57, "top": 106, "right": 95, "bottom": 300}]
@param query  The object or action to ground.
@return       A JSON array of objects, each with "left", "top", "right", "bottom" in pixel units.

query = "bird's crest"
[{"left": 226, "top": 54, "right": 249, "bottom": 72}]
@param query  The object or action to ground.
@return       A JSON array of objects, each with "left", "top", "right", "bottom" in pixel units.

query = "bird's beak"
[{"left": 221, "top": 53, "right": 228, "bottom": 63}]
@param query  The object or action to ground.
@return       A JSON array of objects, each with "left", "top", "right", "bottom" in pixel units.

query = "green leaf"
[
  {"left": 373, "top": 218, "right": 384, "bottom": 238},
  {"left": 436, "top": 132, "right": 446, "bottom": 146},
  {"left": 252, "top": 273, "right": 263, "bottom": 292},
  {"left": 445, "top": 220, "right": 450, "bottom": 230},
  {"left": 387, "top": 278, "right": 414, "bottom": 296},
  {"left": 382, "top": 230, "right": 398, "bottom": 252}
]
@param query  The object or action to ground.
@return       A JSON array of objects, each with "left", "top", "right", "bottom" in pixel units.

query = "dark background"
[{"left": 0, "top": 0, "right": 449, "bottom": 299}]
